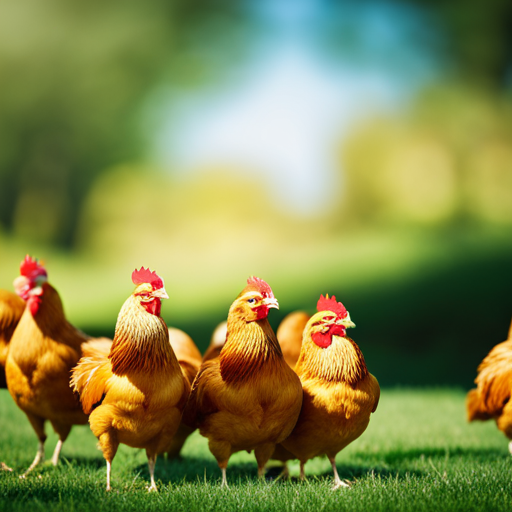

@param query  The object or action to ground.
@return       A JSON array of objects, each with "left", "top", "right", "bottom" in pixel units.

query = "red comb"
[
  {"left": 131, "top": 267, "right": 164, "bottom": 290},
  {"left": 247, "top": 276, "right": 274, "bottom": 298},
  {"left": 317, "top": 294, "right": 347, "bottom": 319},
  {"left": 20, "top": 255, "right": 47, "bottom": 279}
]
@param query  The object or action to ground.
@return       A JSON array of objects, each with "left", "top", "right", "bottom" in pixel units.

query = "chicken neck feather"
[
  {"left": 296, "top": 335, "right": 369, "bottom": 386},
  {"left": 220, "top": 316, "right": 283, "bottom": 384},
  {"left": 108, "top": 294, "right": 179, "bottom": 375}
]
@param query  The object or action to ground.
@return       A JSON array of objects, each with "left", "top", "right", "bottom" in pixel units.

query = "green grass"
[{"left": 1, "top": 387, "right": 511, "bottom": 511}]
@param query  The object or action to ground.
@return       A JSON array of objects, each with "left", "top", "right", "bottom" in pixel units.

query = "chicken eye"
[{"left": 247, "top": 298, "right": 256, "bottom": 304}]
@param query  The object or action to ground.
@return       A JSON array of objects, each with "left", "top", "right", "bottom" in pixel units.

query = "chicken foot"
[
  {"left": 98, "top": 430, "right": 119, "bottom": 491},
  {"left": 221, "top": 467, "right": 229, "bottom": 488},
  {"left": 21, "top": 441, "right": 45, "bottom": 478},
  {"left": 299, "top": 461, "right": 306, "bottom": 481},
  {"left": 50, "top": 439, "right": 64, "bottom": 466},
  {"left": 20, "top": 413, "right": 48, "bottom": 477},
  {"left": 254, "top": 443, "right": 275, "bottom": 483},
  {"left": 146, "top": 453, "right": 158, "bottom": 492},
  {"left": 329, "top": 457, "right": 350, "bottom": 490},
  {"left": 106, "top": 460, "right": 112, "bottom": 491}
]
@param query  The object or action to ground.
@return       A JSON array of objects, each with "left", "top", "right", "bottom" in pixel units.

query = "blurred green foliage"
[
  {"left": 1, "top": 0, "right": 512, "bottom": 247},
  {"left": 411, "top": 0, "right": 512, "bottom": 88},
  {"left": 0, "top": 0, "right": 254, "bottom": 247},
  {"left": 340, "top": 86, "right": 512, "bottom": 227}
]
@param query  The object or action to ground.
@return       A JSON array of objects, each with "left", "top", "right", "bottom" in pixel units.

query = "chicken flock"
[{"left": 0, "top": 255, "right": 508, "bottom": 492}]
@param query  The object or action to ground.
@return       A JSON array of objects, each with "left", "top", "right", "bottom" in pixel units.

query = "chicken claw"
[{"left": 330, "top": 458, "right": 351, "bottom": 490}]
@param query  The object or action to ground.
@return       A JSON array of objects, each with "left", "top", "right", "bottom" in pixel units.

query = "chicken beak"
[
  {"left": 263, "top": 297, "right": 279, "bottom": 310},
  {"left": 152, "top": 287, "right": 169, "bottom": 300},
  {"left": 337, "top": 312, "right": 355, "bottom": 329}
]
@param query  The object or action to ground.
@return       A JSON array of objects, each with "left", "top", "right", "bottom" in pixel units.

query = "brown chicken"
[
  {"left": 203, "top": 311, "right": 309, "bottom": 368},
  {"left": 183, "top": 277, "right": 303, "bottom": 486},
  {"left": 0, "top": 288, "right": 25, "bottom": 471},
  {"left": 467, "top": 318, "right": 512, "bottom": 451},
  {"left": 0, "top": 289, "right": 25, "bottom": 388},
  {"left": 202, "top": 320, "right": 228, "bottom": 363},
  {"left": 5, "top": 255, "right": 108, "bottom": 475},
  {"left": 272, "top": 294, "right": 380, "bottom": 489},
  {"left": 165, "top": 327, "right": 202, "bottom": 458},
  {"left": 71, "top": 267, "right": 190, "bottom": 491},
  {"left": 276, "top": 310, "right": 311, "bottom": 369}
]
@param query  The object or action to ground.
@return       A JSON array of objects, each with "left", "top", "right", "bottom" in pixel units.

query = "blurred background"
[{"left": 0, "top": 0, "right": 511, "bottom": 387}]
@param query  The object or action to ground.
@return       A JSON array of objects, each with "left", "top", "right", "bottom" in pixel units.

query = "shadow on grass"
[
  {"left": 62, "top": 456, "right": 106, "bottom": 470},
  {"left": 70, "top": 444, "right": 510, "bottom": 487},
  {"left": 153, "top": 454, "right": 429, "bottom": 486},
  {"left": 313, "top": 462, "right": 425, "bottom": 483},
  {"left": 381, "top": 446, "right": 508, "bottom": 465},
  {"left": 157, "top": 455, "right": 259, "bottom": 485},
  {"left": 265, "top": 445, "right": 511, "bottom": 486}
]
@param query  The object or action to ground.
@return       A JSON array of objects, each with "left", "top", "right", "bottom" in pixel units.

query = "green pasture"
[{"left": 1, "top": 388, "right": 511, "bottom": 512}]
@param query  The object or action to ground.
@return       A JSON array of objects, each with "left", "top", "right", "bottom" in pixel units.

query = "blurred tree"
[
  {"left": 0, "top": 0, "right": 253, "bottom": 248},
  {"left": 339, "top": 86, "right": 512, "bottom": 227},
  {"left": 410, "top": 0, "right": 512, "bottom": 88},
  {"left": 322, "top": 0, "right": 512, "bottom": 89}
]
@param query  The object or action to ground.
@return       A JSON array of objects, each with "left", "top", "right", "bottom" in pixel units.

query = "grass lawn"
[{"left": 1, "top": 387, "right": 511, "bottom": 511}]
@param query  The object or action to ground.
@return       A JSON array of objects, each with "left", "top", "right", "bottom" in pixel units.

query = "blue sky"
[{"left": 154, "top": 0, "right": 440, "bottom": 215}]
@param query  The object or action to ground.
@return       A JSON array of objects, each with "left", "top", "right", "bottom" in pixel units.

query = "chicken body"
[
  {"left": 203, "top": 311, "right": 310, "bottom": 368},
  {"left": 467, "top": 319, "right": 512, "bottom": 450},
  {"left": 0, "top": 289, "right": 25, "bottom": 388},
  {"left": 202, "top": 321, "right": 227, "bottom": 363},
  {"left": 183, "top": 277, "right": 303, "bottom": 486},
  {"left": 71, "top": 269, "right": 189, "bottom": 491},
  {"left": 6, "top": 259, "right": 93, "bottom": 474},
  {"left": 273, "top": 295, "right": 379, "bottom": 489},
  {"left": 165, "top": 327, "right": 202, "bottom": 458},
  {"left": 276, "top": 311, "right": 310, "bottom": 369}
]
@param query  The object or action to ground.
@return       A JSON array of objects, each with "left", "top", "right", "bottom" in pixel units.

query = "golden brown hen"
[
  {"left": 183, "top": 277, "right": 303, "bottom": 486},
  {"left": 203, "top": 311, "right": 310, "bottom": 369},
  {"left": 71, "top": 267, "right": 190, "bottom": 491},
  {"left": 276, "top": 310, "right": 311, "bottom": 369},
  {"left": 272, "top": 294, "right": 380, "bottom": 489},
  {"left": 467, "top": 318, "right": 512, "bottom": 451},
  {"left": 0, "top": 289, "right": 25, "bottom": 389},
  {"left": 165, "top": 327, "right": 202, "bottom": 458},
  {"left": 5, "top": 256, "right": 109, "bottom": 475},
  {"left": 202, "top": 321, "right": 227, "bottom": 363}
]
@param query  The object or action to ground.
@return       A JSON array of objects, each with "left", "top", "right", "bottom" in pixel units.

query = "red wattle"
[
  {"left": 330, "top": 324, "right": 347, "bottom": 338},
  {"left": 142, "top": 298, "right": 161, "bottom": 317},
  {"left": 28, "top": 296, "right": 42, "bottom": 316},
  {"left": 255, "top": 305, "right": 269, "bottom": 320},
  {"left": 312, "top": 324, "right": 346, "bottom": 348},
  {"left": 312, "top": 331, "right": 332, "bottom": 348}
]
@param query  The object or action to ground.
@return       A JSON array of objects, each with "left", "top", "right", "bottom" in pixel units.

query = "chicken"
[
  {"left": 467, "top": 318, "right": 512, "bottom": 451},
  {"left": 203, "top": 311, "right": 310, "bottom": 368},
  {"left": 0, "top": 289, "right": 25, "bottom": 471},
  {"left": 272, "top": 294, "right": 380, "bottom": 489},
  {"left": 5, "top": 255, "right": 107, "bottom": 475},
  {"left": 165, "top": 327, "right": 202, "bottom": 458},
  {"left": 276, "top": 310, "right": 311, "bottom": 369},
  {"left": 71, "top": 267, "right": 190, "bottom": 491},
  {"left": 183, "top": 276, "right": 303, "bottom": 486},
  {"left": 202, "top": 320, "right": 227, "bottom": 363},
  {"left": 0, "top": 289, "right": 25, "bottom": 388}
]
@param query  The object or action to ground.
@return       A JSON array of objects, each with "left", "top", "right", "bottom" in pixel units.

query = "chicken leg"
[{"left": 329, "top": 457, "right": 350, "bottom": 490}]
